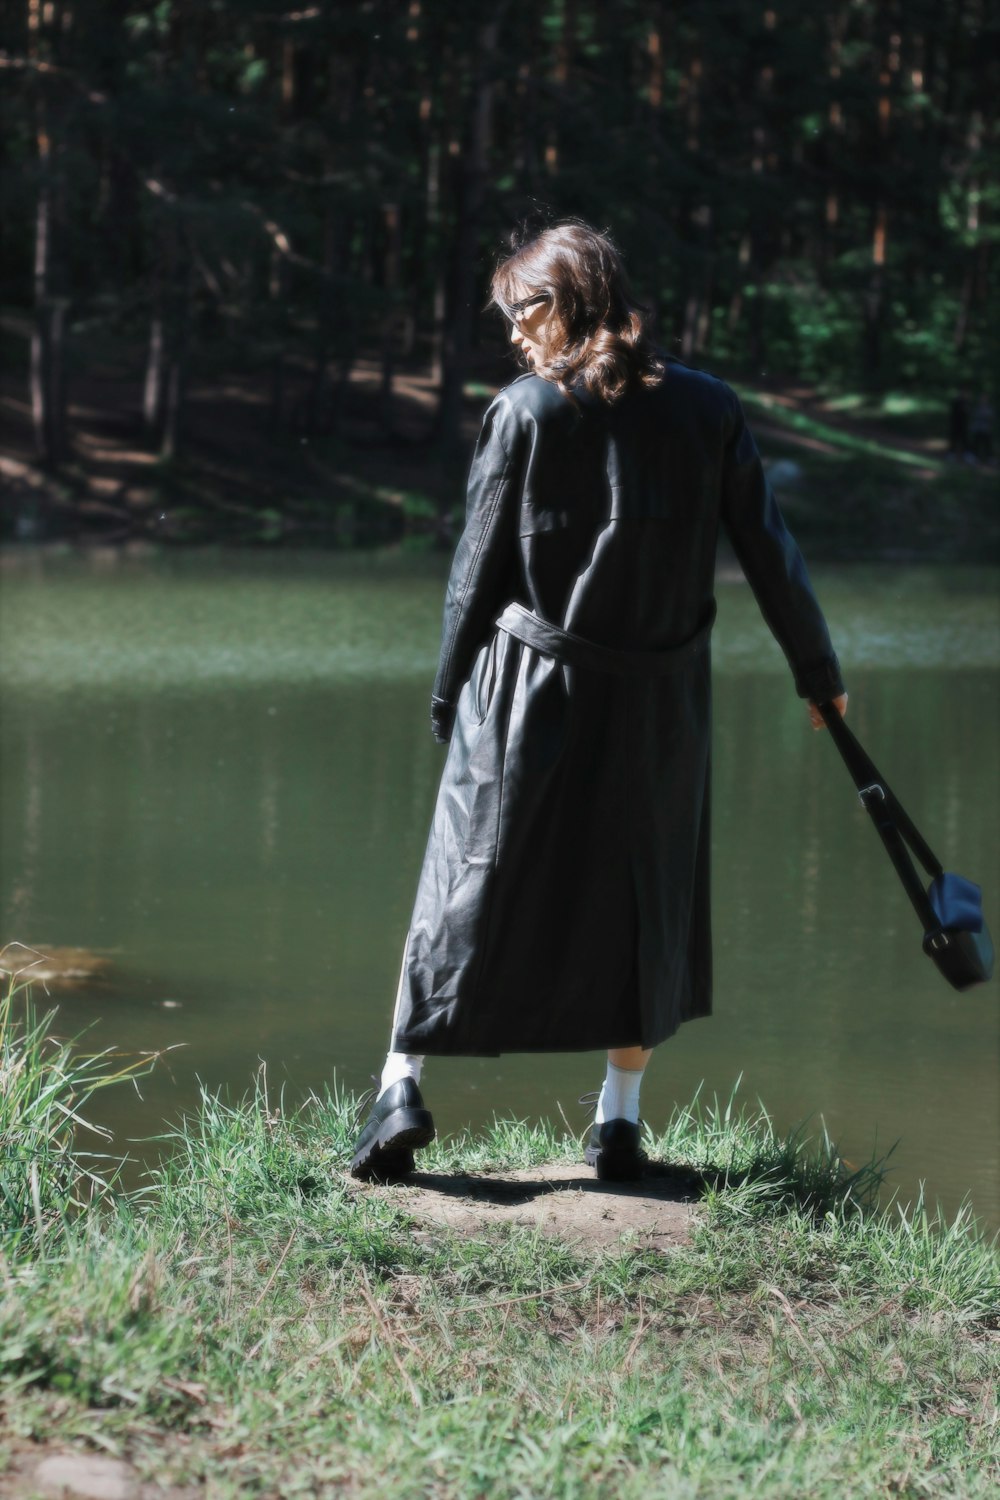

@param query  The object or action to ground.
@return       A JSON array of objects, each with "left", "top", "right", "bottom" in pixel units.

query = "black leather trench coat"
[{"left": 391, "top": 356, "right": 844, "bottom": 1056}]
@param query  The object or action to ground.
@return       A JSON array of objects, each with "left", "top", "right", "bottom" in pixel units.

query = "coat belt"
[{"left": 494, "top": 600, "right": 716, "bottom": 678}]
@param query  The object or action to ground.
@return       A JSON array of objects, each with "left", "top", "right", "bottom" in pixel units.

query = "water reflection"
[{"left": 1, "top": 550, "right": 997, "bottom": 1232}]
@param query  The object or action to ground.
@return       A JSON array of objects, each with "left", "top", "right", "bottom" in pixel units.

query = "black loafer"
[
  {"left": 350, "top": 1078, "right": 436, "bottom": 1180},
  {"left": 584, "top": 1118, "right": 648, "bottom": 1182}
]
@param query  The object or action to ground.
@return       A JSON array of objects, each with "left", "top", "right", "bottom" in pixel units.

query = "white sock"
[
  {"left": 378, "top": 1051, "right": 424, "bottom": 1098},
  {"left": 595, "top": 1061, "right": 644, "bottom": 1125}
]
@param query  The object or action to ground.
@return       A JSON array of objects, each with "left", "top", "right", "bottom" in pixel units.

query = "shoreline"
[{"left": 3, "top": 982, "right": 997, "bottom": 1499}]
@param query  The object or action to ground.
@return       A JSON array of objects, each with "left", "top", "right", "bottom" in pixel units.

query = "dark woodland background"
[{"left": 1, "top": 0, "right": 997, "bottom": 552}]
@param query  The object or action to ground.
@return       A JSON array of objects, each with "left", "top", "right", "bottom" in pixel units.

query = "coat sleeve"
[
  {"left": 430, "top": 394, "right": 523, "bottom": 743},
  {"left": 720, "top": 386, "right": 845, "bottom": 702}
]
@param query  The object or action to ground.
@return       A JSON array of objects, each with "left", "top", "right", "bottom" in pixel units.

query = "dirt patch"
[
  {"left": 361, "top": 1161, "right": 699, "bottom": 1252},
  {"left": 0, "top": 1439, "right": 203, "bottom": 1500}
]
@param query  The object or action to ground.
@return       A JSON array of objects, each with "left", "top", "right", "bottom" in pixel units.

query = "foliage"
[{"left": 1, "top": 0, "right": 996, "bottom": 442}]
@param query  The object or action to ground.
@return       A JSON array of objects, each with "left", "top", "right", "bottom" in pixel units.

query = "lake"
[{"left": 1, "top": 547, "right": 997, "bottom": 1233}]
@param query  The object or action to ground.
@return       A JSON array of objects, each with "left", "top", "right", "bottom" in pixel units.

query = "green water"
[{"left": 1, "top": 548, "right": 997, "bottom": 1233}]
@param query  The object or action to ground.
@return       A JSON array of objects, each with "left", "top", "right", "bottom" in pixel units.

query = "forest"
[{"left": 1, "top": 0, "right": 997, "bottom": 547}]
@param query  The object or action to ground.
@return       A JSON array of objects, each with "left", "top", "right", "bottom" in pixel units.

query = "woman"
[{"left": 351, "top": 220, "right": 847, "bottom": 1182}]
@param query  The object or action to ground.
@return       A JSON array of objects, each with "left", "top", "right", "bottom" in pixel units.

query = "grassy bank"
[{"left": 2, "top": 979, "right": 998, "bottom": 1498}]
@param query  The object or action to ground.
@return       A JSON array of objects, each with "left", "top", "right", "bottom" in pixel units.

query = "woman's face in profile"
[{"left": 508, "top": 285, "right": 564, "bottom": 366}]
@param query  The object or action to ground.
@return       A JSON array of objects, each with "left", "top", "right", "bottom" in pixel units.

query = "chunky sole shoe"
[
  {"left": 351, "top": 1078, "right": 435, "bottom": 1181},
  {"left": 584, "top": 1118, "right": 648, "bottom": 1182}
]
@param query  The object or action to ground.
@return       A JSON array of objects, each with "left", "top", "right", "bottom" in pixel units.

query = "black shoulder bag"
[{"left": 819, "top": 702, "right": 994, "bottom": 993}]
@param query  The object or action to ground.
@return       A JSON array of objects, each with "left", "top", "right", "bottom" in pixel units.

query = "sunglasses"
[{"left": 507, "top": 292, "right": 552, "bottom": 322}]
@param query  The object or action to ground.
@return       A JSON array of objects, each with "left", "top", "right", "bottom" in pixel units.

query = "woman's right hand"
[{"left": 808, "top": 693, "right": 848, "bottom": 730}]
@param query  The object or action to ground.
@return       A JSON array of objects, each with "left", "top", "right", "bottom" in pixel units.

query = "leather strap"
[
  {"left": 495, "top": 599, "right": 716, "bottom": 679},
  {"left": 818, "top": 701, "right": 944, "bottom": 933}
]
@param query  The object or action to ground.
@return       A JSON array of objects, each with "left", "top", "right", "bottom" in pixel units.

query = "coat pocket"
[{"left": 473, "top": 630, "right": 502, "bottom": 724}]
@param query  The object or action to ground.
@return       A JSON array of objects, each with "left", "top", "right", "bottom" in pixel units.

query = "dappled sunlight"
[
  {"left": 188, "top": 382, "right": 269, "bottom": 407},
  {"left": 747, "top": 385, "right": 962, "bottom": 468},
  {"left": 755, "top": 421, "right": 840, "bottom": 457},
  {"left": 73, "top": 430, "right": 158, "bottom": 467}
]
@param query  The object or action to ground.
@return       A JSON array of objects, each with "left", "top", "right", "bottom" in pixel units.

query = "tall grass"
[
  {"left": 0, "top": 969, "right": 996, "bottom": 1497},
  {"left": 0, "top": 964, "right": 158, "bottom": 1257}
]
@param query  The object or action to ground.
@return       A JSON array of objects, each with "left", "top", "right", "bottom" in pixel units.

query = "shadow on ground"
[{"left": 355, "top": 1160, "right": 708, "bottom": 1252}]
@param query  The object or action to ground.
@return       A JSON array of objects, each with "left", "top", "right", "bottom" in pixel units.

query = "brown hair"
[{"left": 489, "top": 219, "right": 665, "bottom": 405}]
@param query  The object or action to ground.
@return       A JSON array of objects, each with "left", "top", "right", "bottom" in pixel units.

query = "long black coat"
[{"left": 391, "top": 356, "right": 844, "bottom": 1056}]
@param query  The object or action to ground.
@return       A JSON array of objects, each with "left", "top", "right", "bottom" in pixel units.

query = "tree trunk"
[
  {"left": 30, "top": 299, "right": 68, "bottom": 468},
  {"left": 161, "top": 348, "right": 184, "bottom": 461},
  {"left": 30, "top": 182, "right": 51, "bottom": 462},
  {"left": 161, "top": 239, "right": 191, "bottom": 461},
  {"left": 306, "top": 281, "right": 332, "bottom": 436},
  {"left": 144, "top": 216, "right": 172, "bottom": 437},
  {"left": 681, "top": 287, "right": 699, "bottom": 361},
  {"left": 305, "top": 199, "right": 342, "bottom": 436},
  {"left": 268, "top": 349, "right": 286, "bottom": 434},
  {"left": 49, "top": 296, "right": 68, "bottom": 456},
  {"left": 861, "top": 266, "right": 884, "bottom": 383},
  {"left": 745, "top": 224, "right": 768, "bottom": 373},
  {"left": 953, "top": 258, "right": 974, "bottom": 351},
  {"left": 380, "top": 200, "right": 401, "bottom": 439},
  {"left": 430, "top": 273, "right": 446, "bottom": 389},
  {"left": 29, "top": 0, "right": 66, "bottom": 468},
  {"left": 143, "top": 307, "right": 166, "bottom": 433},
  {"left": 695, "top": 258, "right": 713, "bottom": 354},
  {"left": 748, "top": 283, "right": 766, "bottom": 373},
  {"left": 434, "top": 18, "right": 501, "bottom": 470},
  {"left": 267, "top": 244, "right": 288, "bottom": 432},
  {"left": 426, "top": 106, "right": 446, "bottom": 387}
]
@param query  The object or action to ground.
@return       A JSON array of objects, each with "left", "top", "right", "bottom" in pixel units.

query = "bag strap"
[{"left": 817, "top": 702, "right": 944, "bottom": 933}]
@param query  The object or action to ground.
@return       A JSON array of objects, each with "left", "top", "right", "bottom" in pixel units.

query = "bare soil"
[
  {"left": 361, "top": 1161, "right": 698, "bottom": 1253},
  {"left": 0, "top": 1442, "right": 204, "bottom": 1499}
]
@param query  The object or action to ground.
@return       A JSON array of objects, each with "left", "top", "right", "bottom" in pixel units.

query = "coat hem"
[{"left": 393, "top": 1006, "right": 712, "bottom": 1058}]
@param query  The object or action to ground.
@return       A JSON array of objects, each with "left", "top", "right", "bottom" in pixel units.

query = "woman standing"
[{"left": 351, "top": 221, "right": 847, "bottom": 1182}]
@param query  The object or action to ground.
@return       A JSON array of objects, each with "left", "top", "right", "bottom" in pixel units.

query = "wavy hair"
[{"left": 489, "top": 220, "right": 665, "bottom": 405}]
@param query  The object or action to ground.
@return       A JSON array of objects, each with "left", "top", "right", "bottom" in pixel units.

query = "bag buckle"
[
  {"left": 926, "top": 931, "right": 951, "bottom": 952},
  {"left": 859, "top": 782, "right": 886, "bottom": 807}
]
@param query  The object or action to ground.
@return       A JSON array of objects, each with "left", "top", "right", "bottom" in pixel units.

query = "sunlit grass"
[
  {"left": 820, "top": 391, "right": 945, "bottom": 420},
  {"left": 741, "top": 390, "right": 944, "bottom": 469},
  {"left": 0, "top": 951, "right": 161, "bottom": 1257},
  {"left": 1, "top": 977, "right": 997, "bottom": 1497}
]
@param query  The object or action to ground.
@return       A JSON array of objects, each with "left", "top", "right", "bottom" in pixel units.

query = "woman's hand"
[{"left": 808, "top": 693, "right": 848, "bottom": 730}]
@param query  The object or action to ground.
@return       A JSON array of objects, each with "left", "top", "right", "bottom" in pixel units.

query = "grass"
[
  {"left": 735, "top": 386, "right": 999, "bottom": 561},
  {"left": 743, "top": 390, "right": 944, "bottom": 470},
  {"left": 0, "top": 962, "right": 160, "bottom": 1259},
  {"left": 1, "top": 975, "right": 998, "bottom": 1498}
]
